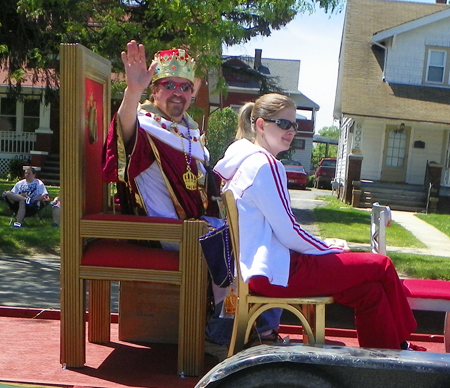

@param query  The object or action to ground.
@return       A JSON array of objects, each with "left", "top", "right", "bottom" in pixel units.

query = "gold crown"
[{"left": 152, "top": 49, "right": 196, "bottom": 84}]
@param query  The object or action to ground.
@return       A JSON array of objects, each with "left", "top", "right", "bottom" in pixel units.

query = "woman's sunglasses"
[
  {"left": 158, "top": 80, "right": 193, "bottom": 92},
  {"left": 262, "top": 118, "right": 298, "bottom": 131}
]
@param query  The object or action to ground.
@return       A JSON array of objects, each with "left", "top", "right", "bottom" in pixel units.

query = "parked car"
[
  {"left": 280, "top": 159, "right": 302, "bottom": 166},
  {"left": 314, "top": 158, "right": 336, "bottom": 189},
  {"left": 284, "top": 164, "right": 308, "bottom": 190}
]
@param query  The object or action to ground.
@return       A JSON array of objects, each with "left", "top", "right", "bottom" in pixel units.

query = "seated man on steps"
[{"left": 2, "top": 167, "right": 49, "bottom": 228}]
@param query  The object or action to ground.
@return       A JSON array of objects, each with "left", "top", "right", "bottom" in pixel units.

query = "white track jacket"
[{"left": 214, "top": 139, "right": 343, "bottom": 287}]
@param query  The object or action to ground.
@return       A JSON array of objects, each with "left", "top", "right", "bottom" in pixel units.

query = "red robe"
[{"left": 102, "top": 103, "right": 214, "bottom": 220}]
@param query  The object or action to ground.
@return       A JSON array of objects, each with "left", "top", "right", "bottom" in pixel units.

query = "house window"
[
  {"left": 425, "top": 49, "right": 447, "bottom": 85},
  {"left": 0, "top": 96, "right": 40, "bottom": 133},
  {"left": 0, "top": 97, "right": 16, "bottom": 131},
  {"left": 23, "top": 99, "right": 40, "bottom": 132},
  {"left": 292, "top": 138, "right": 305, "bottom": 150},
  {"left": 386, "top": 129, "right": 406, "bottom": 168}
]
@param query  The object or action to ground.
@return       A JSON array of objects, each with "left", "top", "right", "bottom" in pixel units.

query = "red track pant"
[{"left": 249, "top": 252, "right": 417, "bottom": 349}]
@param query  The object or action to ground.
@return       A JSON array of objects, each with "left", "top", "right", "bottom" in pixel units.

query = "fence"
[{"left": 0, "top": 131, "right": 36, "bottom": 176}]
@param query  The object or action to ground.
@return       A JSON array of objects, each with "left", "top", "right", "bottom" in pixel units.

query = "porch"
[{"left": 0, "top": 131, "right": 36, "bottom": 176}]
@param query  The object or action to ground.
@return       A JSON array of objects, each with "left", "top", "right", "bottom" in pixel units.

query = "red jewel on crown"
[
  {"left": 161, "top": 123, "right": 167, "bottom": 129},
  {"left": 145, "top": 112, "right": 151, "bottom": 117}
]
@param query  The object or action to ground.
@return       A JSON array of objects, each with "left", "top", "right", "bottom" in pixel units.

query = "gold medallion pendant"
[
  {"left": 224, "top": 287, "right": 237, "bottom": 315},
  {"left": 183, "top": 170, "right": 198, "bottom": 190}
]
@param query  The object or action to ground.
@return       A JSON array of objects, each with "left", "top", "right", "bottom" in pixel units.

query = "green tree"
[
  {"left": 207, "top": 107, "right": 238, "bottom": 166},
  {"left": 0, "top": 0, "right": 343, "bottom": 102},
  {"left": 311, "top": 125, "right": 339, "bottom": 167}
]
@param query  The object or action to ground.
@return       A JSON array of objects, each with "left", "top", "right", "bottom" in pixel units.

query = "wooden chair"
[
  {"left": 59, "top": 43, "right": 208, "bottom": 376},
  {"left": 221, "top": 190, "right": 334, "bottom": 357}
]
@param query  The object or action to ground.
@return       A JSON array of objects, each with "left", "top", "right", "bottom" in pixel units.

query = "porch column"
[{"left": 344, "top": 153, "right": 363, "bottom": 204}]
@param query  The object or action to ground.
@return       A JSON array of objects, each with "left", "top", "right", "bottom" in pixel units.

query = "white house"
[{"left": 334, "top": 0, "right": 450, "bottom": 211}]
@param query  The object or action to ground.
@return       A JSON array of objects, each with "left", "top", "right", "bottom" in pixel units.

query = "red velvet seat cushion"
[
  {"left": 81, "top": 239, "right": 179, "bottom": 271},
  {"left": 402, "top": 279, "right": 450, "bottom": 300}
]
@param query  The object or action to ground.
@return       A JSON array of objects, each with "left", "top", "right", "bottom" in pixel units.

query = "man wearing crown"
[
  {"left": 103, "top": 40, "right": 216, "bottom": 226},
  {"left": 102, "top": 41, "right": 280, "bottom": 351}
]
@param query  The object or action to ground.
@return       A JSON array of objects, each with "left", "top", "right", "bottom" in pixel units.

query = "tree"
[
  {"left": 0, "top": 0, "right": 344, "bottom": 102},
  {"left": 311, "top": 125, "right": 339, "bottom": 167},
  {"left": 206, "top": 107, "right": 238, "bottom": 166}
]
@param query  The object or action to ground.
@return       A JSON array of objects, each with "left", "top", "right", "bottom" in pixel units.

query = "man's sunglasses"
[
  {"left": 262, "top": 118, "right": 298, "bottom": 131},
  {"left": 158, "top": 80, "right": 193, "bottom": 92}
]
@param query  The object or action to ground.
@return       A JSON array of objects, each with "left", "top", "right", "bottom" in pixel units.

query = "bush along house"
[{"left": 333, "top": 0, "right": 450, "bottom": 213}]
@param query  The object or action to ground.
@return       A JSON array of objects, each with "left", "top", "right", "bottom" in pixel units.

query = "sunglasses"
[
  {"left": 262, "top": 118, "right": 298, "bottom": 131},
  {"left": 158, "top": 80, "right": 193, "bottom": 92}
]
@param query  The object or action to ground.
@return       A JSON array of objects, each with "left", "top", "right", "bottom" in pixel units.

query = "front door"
[{"left": 380, "top": 125, "right": 410, "bottom": 182}]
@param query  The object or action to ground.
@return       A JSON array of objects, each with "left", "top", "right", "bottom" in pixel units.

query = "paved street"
[
  {"left": 0, "top": 253, "right": 60, "bottom": 309},
  {"left": 0, "top": 252, "right": 119, "bottom": 311}
]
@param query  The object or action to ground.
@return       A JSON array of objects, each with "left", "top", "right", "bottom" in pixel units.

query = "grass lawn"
[
  {"left": 1, "top": 179, "right": 450, "bottom": 280},
  {"left": 416, "top": 213, "right": 450, "bottom": 239},
  {"left": 314, "top": 196, "right": 426, "bottom": 248},
  {"left": 314, "top": 196, "right": 450, "bottom": 280},
  {"left": 0, "top": 179, "right": 60, "bottom": 255}
]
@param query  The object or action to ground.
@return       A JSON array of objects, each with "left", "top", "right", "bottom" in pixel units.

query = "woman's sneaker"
[{"left": 13, "top": 222, "right": 22, "bottom": 228}]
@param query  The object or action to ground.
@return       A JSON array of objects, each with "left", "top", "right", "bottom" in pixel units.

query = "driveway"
[{"left": 289, "top": 187, "right": 332, "bottom": 236}]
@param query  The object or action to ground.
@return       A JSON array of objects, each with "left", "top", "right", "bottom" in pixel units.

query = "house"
[
  {"left": 210, "top": 49, "right": 320, "bottom": 169},
  {"left": 333, "top": 0, "right": 450, "bottom": 212},
  {"left": 0, "top": 68, "right": 59, "bottom": 181}
]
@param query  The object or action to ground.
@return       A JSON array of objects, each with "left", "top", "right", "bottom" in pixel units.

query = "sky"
[{"left": 222, "top": 0, "right": 437, "bottom": 132}]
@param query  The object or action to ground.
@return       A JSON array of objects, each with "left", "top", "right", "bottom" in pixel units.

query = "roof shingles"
[{"left": 337, "top": 0, "right": 450, "bottom": 124}]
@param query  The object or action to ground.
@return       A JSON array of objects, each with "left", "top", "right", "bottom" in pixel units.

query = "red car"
[
  {"left": 314, "top": 158, "right": 336, "bottom": 189},
  {"left": 284, "top": 164, "right": 308, "bottom": 190}
]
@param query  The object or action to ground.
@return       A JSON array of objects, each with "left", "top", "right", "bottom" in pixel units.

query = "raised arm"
[{"left": 117, "top": 40, "right": 158, "bottom": 144}]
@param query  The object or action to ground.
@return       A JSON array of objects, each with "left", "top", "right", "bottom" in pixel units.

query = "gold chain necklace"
[{"left": 179, "top": 118, "right": 198, "bottom": 190}]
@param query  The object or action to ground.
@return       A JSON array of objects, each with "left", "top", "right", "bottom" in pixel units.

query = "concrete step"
[
  {"left": 42, "top": 178, "right": 60, "bottom": 187},
  {"left": 358, "top": 180, "right": 427, "bottom": 212},
  {"left": 360, "top": 194, "right": 426, "bottom": 207},
  {"left": 359, "top": 201, "right": 426, "bottom": 213},
  {"left": 40, "top": 154, "right": 60, "bottom": 187}
]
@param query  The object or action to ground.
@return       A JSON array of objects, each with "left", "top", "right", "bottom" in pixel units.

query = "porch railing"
[{"left": 0, "top": 131, "right": 36, "bottom": 153}]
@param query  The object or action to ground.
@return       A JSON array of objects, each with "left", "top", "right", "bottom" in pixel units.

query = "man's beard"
[{"left": 164, "top": 97, "right": 187, "bottom": 120}]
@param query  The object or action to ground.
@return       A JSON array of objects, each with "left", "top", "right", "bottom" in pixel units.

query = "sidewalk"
[{"left": 349, "top": 210, "right": 450, "bottom": 258}]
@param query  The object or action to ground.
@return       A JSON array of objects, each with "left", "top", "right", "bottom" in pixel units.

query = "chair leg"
[
  {"left": 314, "top": 304, "right": 327, "bottom": 345},
  {"left": 177, "top": 220, "right": 208, "bottom": 376},
  {"left": 445, "top": 312, "right": 450, "bottom": 353},
  {"left": 60, "top": 273, "right": 86, "bottom": 367},
  {"left": 227, "top": 298, "right": 249, "bottom": 357},
  {"left": 301, "top": 305, "right": 313, "bottom": 344},
  {"left": 88, "top": 280, "right": 111, "bottom": 343}
]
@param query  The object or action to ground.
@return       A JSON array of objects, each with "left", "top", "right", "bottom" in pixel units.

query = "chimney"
[{"left": 254, "top": 49, "right": 262, "bottom": 70}]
